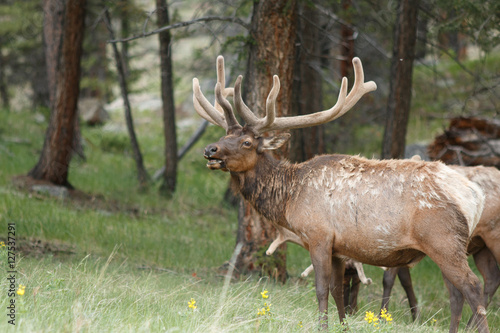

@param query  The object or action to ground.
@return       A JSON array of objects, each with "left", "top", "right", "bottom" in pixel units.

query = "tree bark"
[
  {"left": 156, "top": 0, "right": 177, "bottom": 197},
  {"left": 233, "top": 0, "right": 298, "bottom": 283},
  {"left": 339, "top": 0, "right": 355, "bottom": 79},
  {"left": 119, "top": 0, "right": 130, "bottom": 77},
  {"left": 0, "top": 42, "right": 10, "bottom": 109},
  {"left": 29, "top": 0, "right": 87, "bottom": 187},
  {"left": 104, "top": 9, "right": 150, "bottom": 188},
  {"left": 290, "top": 3, "right": 325, "bottom": 163},
  {"left": 381, "top": 0, "right": 419, "bottom": 159}
]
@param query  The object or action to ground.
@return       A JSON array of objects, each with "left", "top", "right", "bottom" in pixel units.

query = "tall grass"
[{"left": 0, "top": 253, "right": 458, "bottom": 332}]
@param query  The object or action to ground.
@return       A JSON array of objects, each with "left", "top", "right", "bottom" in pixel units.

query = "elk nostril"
[{"left": 205, "top": 145, "right": 218, "bottom": 157}]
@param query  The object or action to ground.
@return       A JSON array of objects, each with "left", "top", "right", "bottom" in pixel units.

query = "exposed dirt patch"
[
  {"left": 11, "top": 175, "right": 151, "bottom": 216},
  {"left": 0, "top": 237, "right": 76, "bottom": 258}
]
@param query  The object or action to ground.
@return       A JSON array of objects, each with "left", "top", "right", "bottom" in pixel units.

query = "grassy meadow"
[{"left": 1, "top": 55, "right": 499, "bottom": 332}]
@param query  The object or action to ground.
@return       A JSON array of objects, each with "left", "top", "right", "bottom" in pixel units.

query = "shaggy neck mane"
[{"left": 231, "top": 152, "right": 296, "bottom": 225}]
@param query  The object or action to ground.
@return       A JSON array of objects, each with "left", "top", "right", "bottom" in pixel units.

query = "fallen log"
[{"left": 428, "top": 117, "right": 500, "bottom": 168}]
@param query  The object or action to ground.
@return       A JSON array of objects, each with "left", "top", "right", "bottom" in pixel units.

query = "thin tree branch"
[
  {"left": 108, "top": 16, "right": 250, "bottom": 44},
  {"left": 472, "top": 128, "right": 500, "bottom": 157},
  {"left": 103, "top": 8, "right": 150, "bottom": 187},
  {"left": 153, "top": 120, "right": 209, "bottom": 181},
  {"left": 313, "top": 4, "right": 391, "bottom": 59}
]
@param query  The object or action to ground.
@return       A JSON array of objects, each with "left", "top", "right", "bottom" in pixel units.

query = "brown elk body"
[
  {"left": 381, "top": 162, "right": 500, "bottom": 328},
  {"left": 193, "top": 56, "right": 489, "bottom": 332}
]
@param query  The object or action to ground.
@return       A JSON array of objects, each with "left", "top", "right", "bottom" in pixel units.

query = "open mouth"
[{"left": 205, "top": 158, "right": 226, "bottom": 170}]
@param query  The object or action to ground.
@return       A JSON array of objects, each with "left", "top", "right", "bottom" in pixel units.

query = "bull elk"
[{"left": 192, "top": 56, "right": 489, "bottom": 332}]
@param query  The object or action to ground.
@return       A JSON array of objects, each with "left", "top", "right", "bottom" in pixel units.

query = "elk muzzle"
[{"left": 204, "top": 144, "right": 226, "bottom": 170}]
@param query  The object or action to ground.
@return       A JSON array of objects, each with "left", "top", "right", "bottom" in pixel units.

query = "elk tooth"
[{"left": 207, "top": 159, "right": 223, "bottom": 165}]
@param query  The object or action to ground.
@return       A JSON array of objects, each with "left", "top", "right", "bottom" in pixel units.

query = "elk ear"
[{"left": 259, "top": 133, "right": 291, "bottom": 152}]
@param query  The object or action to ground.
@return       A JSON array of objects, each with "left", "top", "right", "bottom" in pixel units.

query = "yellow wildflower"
[
  {"left": 187, "top": 298, "right": 197, "bottom": 310},
  {"left": 17, "top": 284, "right": 26, "bottom": 296},
  {"left": 380, "top": 308, "right": 393, "bottom": 322},
  {"left": 364, "top": 311, "right": 379, "bottom": 325},
  {"left": 297, "top": 320, "right": 303, "bottom": 328},
  {"left": 0, "top": 241, "right": 5, "bottom": 248},
  {"left": 260, "top": 289, "right": 269, "bottom": 299},
  {"left": 257, "top": 307, "right": 266, "bottom": 316}
]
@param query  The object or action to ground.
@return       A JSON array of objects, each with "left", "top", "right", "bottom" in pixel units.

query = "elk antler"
[
  {"left": 233, "top": 57, "right": 377, "bottom": 134},
  {"left": 193, "top": 56, "right": 239, "bottom": 131},
  {"left": 194, "top": 56, "right": 377, "bottom": 135}
]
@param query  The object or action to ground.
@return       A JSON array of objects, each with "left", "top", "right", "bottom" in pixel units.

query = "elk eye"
[{"left": 243, "top": 141, "right": 252, "bottom": 147}]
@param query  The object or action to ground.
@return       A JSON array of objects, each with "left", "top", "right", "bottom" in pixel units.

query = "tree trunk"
[
  {"left": 30, "top": 43, "right": 51, "bottom": 110},
  {"left": 290, "top": 2, "right": 324, "bottom": 163},
  {"left": 29, "top": 0, "right": 87, "bottom": 187},
  {"left": 233, "top": 0, "right": 298, "bottom": 283},
  {"left": 415, "top": 0, "right": 430, "bottom": 60},
  {"left": 339, "top": 0, "right": 355, "bottom": 79},
  {"left": 0, "top": 42, "right": 10, "bottom": 109},
  {"left": 104, "top": 9, "right": 150, "bottom": 188},
  {"left": 119, "top": 0, "right": 130, "bottom": 77},
  {"left": 381, "top": 0, "right": 419, "bottom": 159},
  {"left": 156, "top": 0, "right": 177, "bottom": 197}
]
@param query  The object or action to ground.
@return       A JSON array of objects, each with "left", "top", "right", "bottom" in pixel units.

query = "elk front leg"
[
  {"left": 346, "top": 270, "right": 361, "bottom": 314},
  {"left": 439, "top": 263, "right": 489, "bottom": 333},
  {"left": 397, "top": 267, "right": 419, "bottom": 321},
  {"left": 442, "top": 274, "right": 465, "bottom": 333},
  {"left": 381, "top": 267, "right": 398, "bottom": 314},
  {"left": 310, "top": 246, "right": 333, "bottom": 330},
  {"left": 331, "top": 256, "right": 346, "bottom": 324}
]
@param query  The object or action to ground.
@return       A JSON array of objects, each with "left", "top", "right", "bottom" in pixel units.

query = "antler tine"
[
  {"left": 214, "top": 56, "right": 235, "bottom": 113},
  {"left": 215, "top": 82, "right": 241, "bottom": 132},
  {"left": 250, "top": 57, "right": 375, "bottom": 134},
  {"left": 234, "top": 75, "right": 260, "bottom": 125},
  {"left": 192, "top": 55, "right": 240, "bottom": 131},
  {"left": 261, "top": 75, "right": 280, "bottom": 130},
  {"left": 233, "top": 75, "right": 280, "bottom": 132},
  {"left": 193, "top": 78, "right": 227, "bottom": 130},
  {"left": 336, "top": 57, "right": 377, "bottom": 118},
  {"left": 257, "top": 76, "right": 349, "bottom": 133}
]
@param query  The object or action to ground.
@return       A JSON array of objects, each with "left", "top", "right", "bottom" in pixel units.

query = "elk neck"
[{"left": 230, "top": 152, "right": 296, "bottom": 225}]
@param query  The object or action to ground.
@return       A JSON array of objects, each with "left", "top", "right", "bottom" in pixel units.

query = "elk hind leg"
[
  {"left": 466, "top": 247, "right": 500, "bottom": 329},
  {"left": 474, "top": 246, "right": 500, "bottom": 307}
]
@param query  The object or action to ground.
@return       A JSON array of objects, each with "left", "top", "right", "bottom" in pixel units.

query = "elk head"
[{"left": 193, "top": 55, "right": 377, "bottom": 172}]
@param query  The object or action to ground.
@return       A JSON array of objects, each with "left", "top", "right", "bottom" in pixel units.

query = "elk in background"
[
  {"left": 193, "top": 56, "right": 489, "bottom": 332},
  {"left": 380, "top": 158, "right": 500, "bottom": 326}
]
